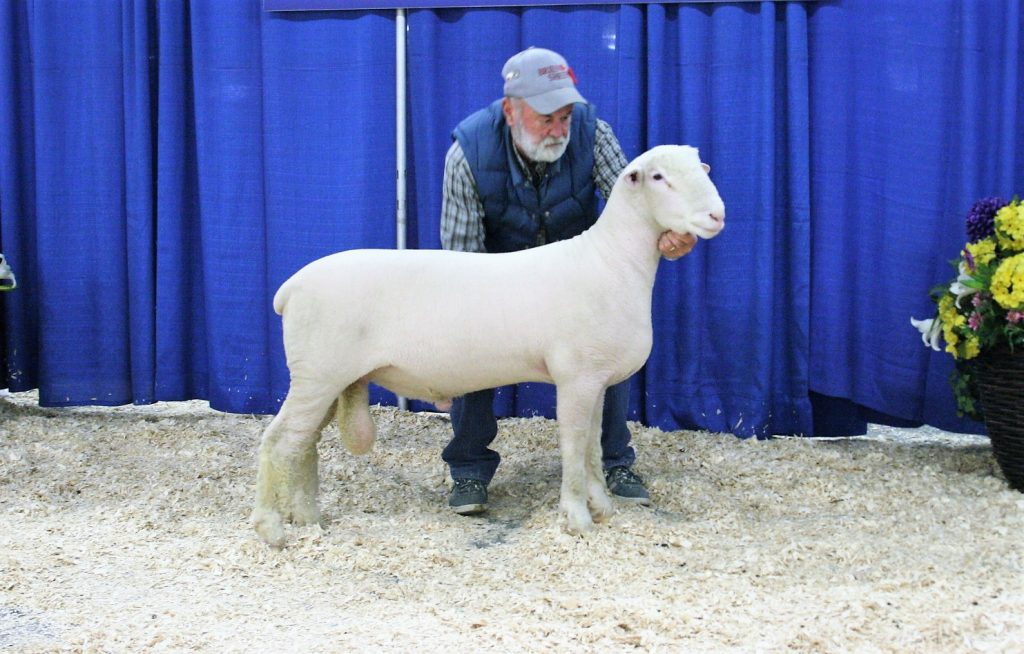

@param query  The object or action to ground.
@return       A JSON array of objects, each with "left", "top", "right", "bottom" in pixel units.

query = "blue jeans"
[{"left": 442, "top": 378, "right": 636, "bottom": 484}]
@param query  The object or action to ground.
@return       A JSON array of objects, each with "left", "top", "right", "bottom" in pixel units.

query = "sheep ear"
[
  {"left": 625, "top": 167, "right": 643, "bottom": 187},
  {"left": 701, "top": 163, "right": 711, "bottom": 174}
]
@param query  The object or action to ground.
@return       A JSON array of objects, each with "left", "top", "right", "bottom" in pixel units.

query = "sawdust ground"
[{"left": 1, "top": 391, "right": 1022, "bottom": 653}]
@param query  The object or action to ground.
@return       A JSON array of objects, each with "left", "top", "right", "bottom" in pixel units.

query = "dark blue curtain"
[
  {"left": 0, "top": 1, "right": 395, "bottom": 412},
  {"left": 809, "top": 1, "right": 1023, "bottom": 435},
  {"left": 644, "top": 3, "right": 812, "bottom": 436},
  {"left": 1, "top": 1, "right": 1022, "bottom": 438}
]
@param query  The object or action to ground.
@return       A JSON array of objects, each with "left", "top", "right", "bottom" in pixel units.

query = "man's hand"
[{"left": 658, "top": 231, "right": 697, "bottom": 261}]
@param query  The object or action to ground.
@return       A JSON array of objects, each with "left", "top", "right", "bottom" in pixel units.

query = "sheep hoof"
[
  {"left": 589, "top": 494, "right": 615, "bottom": 524},
  {"left": 562, "top": 505, "right": 595, "bottom": 536},
  {"left": 563, "top": 518, "right": 595, "bottom": 537},
  {"left": 252, "top": 509, "right": 286, "bottom": 549},
  {"left": 285, "top": 503, "right": 322, "bottom": 527}
]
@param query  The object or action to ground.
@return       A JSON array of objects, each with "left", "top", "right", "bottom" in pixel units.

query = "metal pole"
[
  {"left": 395, "top": 8, "right": 407, "bottom": 253},
  {"left": 395, "top": 8, "right": 409, "bottom": 411}
]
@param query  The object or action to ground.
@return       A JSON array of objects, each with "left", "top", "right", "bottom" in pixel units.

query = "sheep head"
[{"left": 621, "top": 145, "right": 725, "bottom": 241}]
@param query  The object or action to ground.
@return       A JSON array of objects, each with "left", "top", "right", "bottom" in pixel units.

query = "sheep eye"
[{"left": 652, "top": 173, "right": 663, "bottom": 180}]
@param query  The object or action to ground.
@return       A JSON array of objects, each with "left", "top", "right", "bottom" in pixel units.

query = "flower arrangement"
[{"left": 912, "top": 196, "right": 1024, "bottom": 420}]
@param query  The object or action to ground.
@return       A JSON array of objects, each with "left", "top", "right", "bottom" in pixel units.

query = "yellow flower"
[
  {"left": 991, "top": 252, "right": 1024, "bottom": 310},
  {"left": 936, "top": 295, "right": 958, "bottom": 355},
  {"left": 936, "top": 293, "right": 969, "bottom": 357},
  {"left": 965, "top": 238, "right": 997, "bottom": 268},
  {"left": 938, "top": 294, "right": 963, "bottom": 324},
  {"left": 938, "top": 293, "right": 955, "bottom": 314},
  {"left": 962, "top": 335, "right": 980, "bottom": 360},
  {"left": 995, "top": 201, "right": 1024, "bottom": 250},
  {"left": 943, "top": 332, "right": 959, "bottom": 356}
]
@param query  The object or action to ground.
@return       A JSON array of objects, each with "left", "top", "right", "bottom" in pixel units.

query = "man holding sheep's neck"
[{"left": 440, "top": 47, "right": 696, "bottom": 515}]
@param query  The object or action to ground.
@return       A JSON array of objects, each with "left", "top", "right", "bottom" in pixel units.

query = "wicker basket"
[{"left": 973, "top": 348, "right": 1024, "bottom": 492}]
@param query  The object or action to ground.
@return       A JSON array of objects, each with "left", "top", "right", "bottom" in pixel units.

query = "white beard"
[{"left": 511, "top": 122, "right": 570, "bottom": 163}]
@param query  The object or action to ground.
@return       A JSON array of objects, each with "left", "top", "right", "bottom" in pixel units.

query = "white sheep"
[{"left": 252, "top": 144, "right": 725, "bottom": 547}]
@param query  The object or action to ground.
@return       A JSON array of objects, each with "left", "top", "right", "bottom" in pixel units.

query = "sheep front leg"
[
  {"left": 555, "top": 381, "right": 605, "bottom": 535},
  {"left": 253, "top": 388, "right": 334, "bottom": 548},
  {"left": 585, "top": 388, "right": 614, "bottom": 524}
]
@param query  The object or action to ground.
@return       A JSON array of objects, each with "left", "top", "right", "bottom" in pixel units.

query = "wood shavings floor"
[{"left": 1, "top": 390, "right": 1022, "bottom": 653}]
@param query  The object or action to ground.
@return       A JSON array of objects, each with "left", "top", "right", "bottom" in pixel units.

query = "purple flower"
[
  {"left": 969, "top": 312, "right": 982, "bottom": 330},
  {"left": 1009, "top": 311, "right": 1024, "bottom": 324},
  {"left": 963, "top": 248, "right": 976, "bottom": 271},
  {"left": 966, "top": 196, "right": 1006, "bottom": 243}
]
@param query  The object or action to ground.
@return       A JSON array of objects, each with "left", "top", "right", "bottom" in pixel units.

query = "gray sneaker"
[
  {"left": 605, "top": 466, "right": 651, "bottom": 505},
  {"left": 448, "top": 478, "right": 487, "bottom": 515}
]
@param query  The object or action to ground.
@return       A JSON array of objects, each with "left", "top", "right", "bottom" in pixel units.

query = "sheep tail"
[{"left": 336, "top": 380, "right": 376, "bottom": 455}]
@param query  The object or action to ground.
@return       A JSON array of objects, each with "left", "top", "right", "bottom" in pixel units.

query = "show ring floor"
[{"left": 1, "top": 391, "right": 1021, "bottom": 653}]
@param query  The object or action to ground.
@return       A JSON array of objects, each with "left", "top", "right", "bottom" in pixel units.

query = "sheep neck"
[{"left": 581, "top": 189, "right": 664, "bottom": 289}]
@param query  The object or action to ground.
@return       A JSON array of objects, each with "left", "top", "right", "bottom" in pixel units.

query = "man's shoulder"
[
  {"left": 445, "top": 139, "right": 466, "bottom": 163},
  {"left": 454, "top": 100, "right": 505, "bottom": 135},
  {"left": 571, "top": 102, "right": 598, "bottom": 122},
  {"left": 453, "top": 103, "right": 510, "bottom": 174}
]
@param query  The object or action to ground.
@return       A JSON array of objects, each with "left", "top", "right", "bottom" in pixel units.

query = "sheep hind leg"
[
  {"left": 585, "top": 387, "right": 614, "bottom": 524},
  {"left": 336, "top": 379, "right": 375, "bottom": 455},
  {"left": 555, "top": 381, "right": 605, "bottom": 535},
  {"left": 252, "top": 385, "right": 336, "bottom": 548}
]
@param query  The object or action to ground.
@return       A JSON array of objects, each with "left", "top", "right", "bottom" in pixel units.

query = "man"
[{"left": 439, "top": 47, "right": 696, "bottom": 515}]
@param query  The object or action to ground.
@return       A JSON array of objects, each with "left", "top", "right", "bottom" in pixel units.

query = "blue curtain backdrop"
[
  {"left": 809, "top": 2, "right": 1023, "bottom": 435},
  {"left": 1, "top": 1, "right": 1022, "bottom": 438}
]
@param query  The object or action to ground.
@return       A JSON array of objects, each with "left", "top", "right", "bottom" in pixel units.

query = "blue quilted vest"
[{"left": 453, "top": 100, "right": 599, "bottom": 253}]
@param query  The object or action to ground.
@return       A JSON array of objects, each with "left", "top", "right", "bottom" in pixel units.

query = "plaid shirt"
[{"left": 440, "top": 118, "right": 628, "bottom": 252}]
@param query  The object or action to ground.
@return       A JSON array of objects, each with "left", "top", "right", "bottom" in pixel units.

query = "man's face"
[{"left": 503, "top": 98, "right": 573, "bottom": 163}]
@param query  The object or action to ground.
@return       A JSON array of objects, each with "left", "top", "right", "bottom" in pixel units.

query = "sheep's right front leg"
[
  {"left": 555, "top": 381, "right": 606, "bottom": 535},
  {"left": 253, "top": 389, "right": 334, "bottom": 548}
]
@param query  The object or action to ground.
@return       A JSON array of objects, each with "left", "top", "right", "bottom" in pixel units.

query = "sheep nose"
[{"left": 710, "top": 211, "right": 725, "bottom": 225}]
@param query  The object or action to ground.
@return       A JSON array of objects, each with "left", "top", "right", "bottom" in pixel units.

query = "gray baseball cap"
[{"left": 502, "top": 47, "right": 587, "bottom": 115}]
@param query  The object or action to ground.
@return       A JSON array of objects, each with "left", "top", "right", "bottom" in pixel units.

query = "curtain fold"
[
  {"left": 25, "top": 1, "right": 135, "bottom": 406},
  {"left": 0, "top": 0, "right": 37, "bottom": 390},
  {"left": 123, "top": 0, "right": 158, "bottom": 403},
  {"left": 0, "top": 1, "right": 1021, "bottom": 438},
  {"left": 642, "top": 2, "right": 812, "bottom": 436},
  {"left": 153, "top": 0, "right": 207, "bottom": 402},
  {"left": 187, "top": 1, "right": 271, "bottom": 411}
]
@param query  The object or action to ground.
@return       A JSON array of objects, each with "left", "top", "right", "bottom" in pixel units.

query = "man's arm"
[
  {"left": 593, "top": 120, "right": 696, "bottom": 261},
  {"left": 440, "top": 141, "right": 487, "bottom": 253}
]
